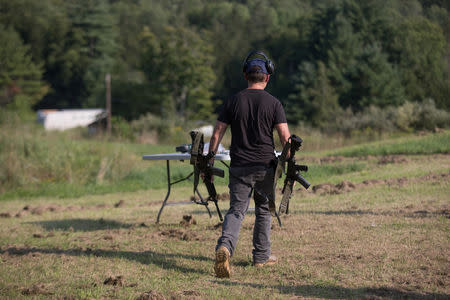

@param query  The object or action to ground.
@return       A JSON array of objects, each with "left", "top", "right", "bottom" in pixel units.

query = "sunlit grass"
[
  {"left": 320, "top": 130, "right": 450, "bottom": 157},
  {"left": 0, "top": 171, "right": 448, "bottom": 298},
  {"left": 1, "top": 124, "right": 448, "bottom": 201}
]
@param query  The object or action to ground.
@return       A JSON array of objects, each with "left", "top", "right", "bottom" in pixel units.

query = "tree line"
[{"left": 1, "top": 0, "right": 449, "bottom": 130}]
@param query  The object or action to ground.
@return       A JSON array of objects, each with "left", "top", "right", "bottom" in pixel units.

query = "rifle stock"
[{"left": 209, "top": 167, "right": 225, "bottom": 178}]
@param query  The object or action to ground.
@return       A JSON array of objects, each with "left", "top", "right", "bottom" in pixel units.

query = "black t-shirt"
[{"left": 218, "top": 89, "right": 287, "bottom": 167}]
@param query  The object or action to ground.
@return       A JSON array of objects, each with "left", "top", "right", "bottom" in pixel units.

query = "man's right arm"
[
  {"left": 275, "top": 123, "right": 290, "bottom": 147},
  {"left": 209, "top": 120, "right": 228, "bottom": 154}
]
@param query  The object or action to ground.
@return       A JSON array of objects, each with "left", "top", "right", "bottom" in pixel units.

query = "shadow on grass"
[
  {"left": 189, "top": 208, "right": 448, "bottom": 222},
  {"left": 213, "top": 280, "right": 449, "bottom": 299},
  {"left": 27, "top": 218, "right": 133, "bottom": 232},
  {"left": 293, "top": 210, "right": 449, "bottom": 219},
  {"left": 1, "top": 246, "right": 211, "bottom": 275}
]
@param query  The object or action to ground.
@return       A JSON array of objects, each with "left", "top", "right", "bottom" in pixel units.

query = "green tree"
[
  {"left": 0, "top": 0, "right": 74, "bottom": 108},
  {"left": 0, "top": 0, "right": 68, "bottom": 66},
  {"left": 65, "top": 0, "right": 117, "bottom": 107},
  {"left": 287, "top": 62, "right": 341, "bottom": 128},
  {"left": 342, "top": 43, "right": 405, "bottom": 109},
  {"left": 140, "top": 26, "right": 216, "bottom": 121},
  {"left": 294, "top": 0, "right": 406, "bottom": 112},
  {"left": 389, "top": 17, "right": 447, "bottom": 106},
  {"left": 0, "top": 25, "right": 47, "bottom": 110},
  {"left": 188, "top": 2, "right": 252, "bottom": 98},
  {"left": 111, "top": 0, "right": 173, "bottom": 73}
]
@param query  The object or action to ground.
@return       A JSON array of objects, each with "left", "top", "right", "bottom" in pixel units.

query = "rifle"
[
  {"left": 189, "top": 131, "right": 224, "bottom": 221},
  {"left": 276, "top": 135, "right": 310, "bottom": 217}
]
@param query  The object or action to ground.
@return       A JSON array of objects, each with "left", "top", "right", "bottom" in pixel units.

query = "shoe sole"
[
  {"left": 254, "top": 261, "right": 277, "bottom": 267},
  {"left": 214, "top": 248, "right": 230, "bottom": 278},
  {"left": 254, "top": 257, "right": 277, "bottom": 268}
]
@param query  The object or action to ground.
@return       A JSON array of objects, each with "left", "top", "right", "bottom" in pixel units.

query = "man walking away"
[{"left": 205, "top": 51, "right": 291, "bottom": 278}]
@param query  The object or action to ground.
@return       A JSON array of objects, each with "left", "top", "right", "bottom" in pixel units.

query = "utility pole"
[{"left": 105, "top": 73, "right": 111, "bottom": 135}]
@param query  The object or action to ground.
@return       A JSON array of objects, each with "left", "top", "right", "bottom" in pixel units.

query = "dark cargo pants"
[{"left": 216, "top": 165, "right": 274, "bottom": 264}]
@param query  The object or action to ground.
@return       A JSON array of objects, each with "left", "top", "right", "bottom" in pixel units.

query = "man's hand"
[{"left": 202, "top": 152, "right": 216, "bottom": 183}]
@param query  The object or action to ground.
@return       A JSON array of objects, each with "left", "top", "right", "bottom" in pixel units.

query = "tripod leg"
[
  {"left": 196, "top": 189, "right": 212, "bottom": 218},
  {"left": 156, "top": 160, "right": 171, "bottom": 223}
]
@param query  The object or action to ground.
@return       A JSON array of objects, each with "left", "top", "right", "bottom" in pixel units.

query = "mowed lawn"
[{"left": 0, "top": 152, "right": 449, "bottom": 299}]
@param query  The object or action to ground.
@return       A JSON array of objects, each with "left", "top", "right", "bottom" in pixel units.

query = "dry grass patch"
[{"left": 0, "top": 154, "right": 449, "bottom": 299}]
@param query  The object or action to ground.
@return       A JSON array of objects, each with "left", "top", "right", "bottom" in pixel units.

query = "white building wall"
[{"left": 37, "top": 109, "right": 105, "bottom": 131}]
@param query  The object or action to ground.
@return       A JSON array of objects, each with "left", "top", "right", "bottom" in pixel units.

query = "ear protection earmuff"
[{"left": 242, "top": 50, "right": 275, "bottom": 75}]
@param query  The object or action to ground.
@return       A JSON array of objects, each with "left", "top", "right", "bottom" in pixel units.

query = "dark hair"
[{"left": 245, "top": 66, "right": 267, "bottom": 83}]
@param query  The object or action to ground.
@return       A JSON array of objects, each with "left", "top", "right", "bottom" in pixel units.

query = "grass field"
[{"left": 0, "top": 133, "right": 449, "bottom": 299}]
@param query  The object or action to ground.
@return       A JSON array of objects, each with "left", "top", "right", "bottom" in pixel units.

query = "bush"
[
  {"left": 0, "top": 115, "right": 140, "bottom": 194},
  {"left": 130, "top": 113, "right": 211, "bottom": 145},
  {"left": 334, "top": 100, "right": 450, "bottom": 136},
  {"left": 130, "top": 113, "right": 168, "bottom": 138},
  {"left": 111, "top": 116, "right": 134, "bottom": 141},
  {"left": 411, "top": 99, "right": 450, "bottom": 130}
]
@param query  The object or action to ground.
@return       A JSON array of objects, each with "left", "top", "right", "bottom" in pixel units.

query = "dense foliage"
[{"left": 0, "top": 0, "right": 449, "bottom": 129}]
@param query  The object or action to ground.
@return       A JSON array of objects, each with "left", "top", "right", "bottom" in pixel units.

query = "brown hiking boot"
[
  {"left": 253, "top": 255, "right": 278, "bottom": 267},
  {"left": 214, "top": 246, "right": 231, "bottom": 278}
]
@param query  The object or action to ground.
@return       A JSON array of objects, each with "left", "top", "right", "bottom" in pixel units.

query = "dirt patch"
[
  {"left": 96, "top": 204, "right": 111, "bottom": 209},
  {"left": 403, "top": 206, "right": 450, "bottom": 219},
  {"left": 140, "top": 202, "right": 163, "bottom": 207},
  {"left": 191, "top": 192, "right": 229, "bottom": 203},
  {"left": 312, "top": 183, "right": 348, "bottom": 195},
  {"left": 31, "top": 204, "right": 66, "bottom": 215},
  {"left": 21, "top": 284, "right": 53, "bottom": 296},
  {"left": 180, "top": 215, "right": 196, "bottom": 227},
  {"left": 311, "top": 172, "right": 450, "bottom": 195},
  {"left": 15, "top": 211, "right": 27, "bottom": 218},
  {"left": 114, "top": 200, "right": 126, "bottom": 208},
  {"left": 209, "top": 222, "right": 222, "bottom": 230},
  {"left": 159, "top": 229, "right": 198, "bottom": 241},
  {"left": 438, "top": 209, "right": 450, "bottom": 219},
  {"left": 336, "top": 180, "right": 356, "bottom": 193},
  {"left": 421, "top": 173, "right": 450, "bottom": 181},
  {"left": 104, "top": 275, "right": 124, "bottom": 286},
  {"left": 170, "top": 290, "right": 202, "bottom": 299},
  {"left": 8, "top": 202, "right": 130, "bottom": 218},
  {"left": 137, "top": 290, "right": 166, "bottom": 300},
  {"left": 181, "top": 290, "right": 201, "bottom": 296},
  {"left": 30, "top": 206, "right": 47, "bottom": 215},
  {"left": 0, "top": 212, "right": 12, "bottom": 218},
  {"left": 305, "top": 156, "right": 344, "bottom": 164},
  {"left": 31, "top": 232, "right": 55, "bottom": 239},
  {"left": 306, "top": 155, "right": 374, "bottom": 164},
  {"left": 319, "top": 156, "right": 346, "bottom": 163},
  {"left": 361, "top": 179, "right": 386, "bottom": 186},
  {"left": 190, "top": 196, "right": 200, "bottom": 203},
  {"left": 378, "top": 155, "right": 409, "bottom": 164},
  {"left": 103, "top": 275, "right": 137, "bottom": 288},
  {"left": 25, "top": 204, "right": 75, "bottom": 215},
  {"left": 217, "top": 192, "right": 230, "bottom": 201},
  {"left": 103, "top": 234, "right": 114, "bottom": 240}
]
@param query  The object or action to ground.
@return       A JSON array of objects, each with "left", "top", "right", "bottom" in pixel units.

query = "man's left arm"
[{"left": 275, "top": 123, "right": 290, "bottom": 147}]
